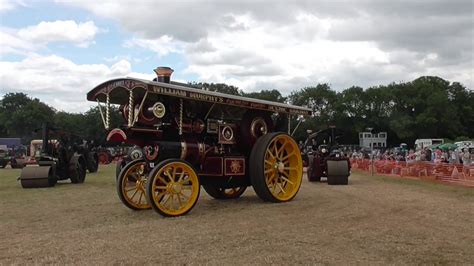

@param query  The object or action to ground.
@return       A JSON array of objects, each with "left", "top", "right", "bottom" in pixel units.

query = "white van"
[
  {"left": 455, "top": 140, "right": 473, "bottom": 151},
  {"left": 415, "top": 139, "right": 444, "bottom": 149}
]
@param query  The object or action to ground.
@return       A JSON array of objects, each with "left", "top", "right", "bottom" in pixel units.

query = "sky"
[{"left": 0, "top": 0, "right": 472, "bottom": 113}]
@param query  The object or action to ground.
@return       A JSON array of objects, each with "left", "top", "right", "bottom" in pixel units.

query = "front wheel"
[
  {"left": 117, "top": 159, "right": 151, "bottom": 210},
  {"left": 69, "top": 155, "right": 86, "bottom": 184},
  {"left": 11, "top": 159, "right": 24, "bottom": 169},
  {"left": 115, "top": 158, "right": 127, "bottom": 180},
  {"left": 250, "top": 132, "right": 303, "bottom": 202},
  {"left": 86, "top": 152, "right": 99, "bottom": 173},
  {"left": 146, "top": 159, "right": 200, "bottom": 217}
]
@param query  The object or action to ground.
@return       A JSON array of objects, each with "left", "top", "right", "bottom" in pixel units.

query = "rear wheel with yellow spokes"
[
  {"left": 117, "top": 159, "right": 151, "bottom": 210},
  {"left": 250, "top": 132, "right": 303, "bottom": 202},
  {"left": 146, "top": 159, "right": 200, "bottom": 217}
]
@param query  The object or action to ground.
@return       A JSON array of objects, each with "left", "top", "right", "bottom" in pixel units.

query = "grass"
[{"left": 0, "top": 165, "right": 473, "bottom": 264}]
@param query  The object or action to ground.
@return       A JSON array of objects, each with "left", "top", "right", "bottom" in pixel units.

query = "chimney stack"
[{"left": 154, "top": 66, "right": 174, "bottom": 83}]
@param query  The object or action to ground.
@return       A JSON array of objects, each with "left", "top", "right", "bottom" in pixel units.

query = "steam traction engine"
[
  {"left": 87, "top": 67, "right": 312, "bottom": 217},
  {"left": 304, "top": 127, "right": 351, "bottom": 185},
  {"left": 18, "top": 124, "right": 99, "bottom": 188}
]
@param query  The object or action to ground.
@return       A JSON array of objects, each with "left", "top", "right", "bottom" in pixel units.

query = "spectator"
[
  {"left": 462, "top": 148, "right": 471, "bottom": 165},
  {"left": 434, "top": 149, "right": 442, "bottom": 162},
  {"left": 442, "top": 151, "right": 448, "bottom": 161},
  {"left": 415, "top": 149, "right": 421, "bottom": 161},
  {"left": 451, "top": 149, "right": 460, "bottom": 164},
  {"left": 421, "top": 149, "right": 427, "bottom": 161},
  {"left": 441, "top": 155, "right": 449, "bottom": 163},
  {"left": 426, "top": 149, "right": 432, "bottom": 161}
]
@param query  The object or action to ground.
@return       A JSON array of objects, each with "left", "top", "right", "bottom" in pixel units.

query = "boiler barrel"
[{"left": 153, "top": 140, "right": 205, "bottom": 166}]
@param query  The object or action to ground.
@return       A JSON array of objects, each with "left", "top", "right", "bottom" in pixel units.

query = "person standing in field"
[
  {"left": 462, "top": 148, "right": 471, "bottom": 165},
  {"left": 451, "top": 149, "right": 460, "bottom": 164}
]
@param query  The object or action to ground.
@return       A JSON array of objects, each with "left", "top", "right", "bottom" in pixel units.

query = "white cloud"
[
  {"left": 0, "top": 55, "right": 150, "bottom": 113},
  {"left": 1, "top": 0, "right": 471, "bottom": 116},
  {"left": 0, "top": 20, "right": 100, "bottom": 59},
  {"left": 183, "top": 15, "right": 392, "bottom": 92},
  {"left": 0, "top": 0, "right": 27, "bottom": 12},
  {"left": 0, "top": 27, "right": 36, "bottom": 56},
  {"left": 123, "top": 35, "right": 184, "bottom": 57},
  {"left": 18, "top": 20, "right": 99, "bottom": 48},
  {"left": 59, "top": 0, "right": 473, "bottom": 91}
]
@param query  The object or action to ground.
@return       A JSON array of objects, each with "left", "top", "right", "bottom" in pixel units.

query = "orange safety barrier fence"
[{"left": 350, "top": 159, "right": 474, "bottom": 187}]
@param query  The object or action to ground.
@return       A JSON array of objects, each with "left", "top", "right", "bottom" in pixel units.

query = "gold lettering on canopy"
[{"left": 102, "top": 81, "right": 311, "bottom": 116}]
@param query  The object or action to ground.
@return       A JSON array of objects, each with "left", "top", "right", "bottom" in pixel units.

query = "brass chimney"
[{"left": 154, "top": 66, "right": 174, "bottom": 83}]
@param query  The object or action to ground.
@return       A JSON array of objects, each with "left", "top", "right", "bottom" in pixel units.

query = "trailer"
[{"left": 0, "top": 138, "right": 21, "bottom": 148}]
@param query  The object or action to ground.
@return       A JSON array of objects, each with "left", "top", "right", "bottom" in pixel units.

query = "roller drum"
[
  {"left": 19, "top": 166, "right": 56, "bottom": 188},
  {"left": 326, "top": 159, "right": 350, "bottom": 185}
]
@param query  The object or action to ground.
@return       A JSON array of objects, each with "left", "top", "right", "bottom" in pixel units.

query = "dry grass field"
[{"left": 1, "top": 165, "right": 473, "bottom": 264}]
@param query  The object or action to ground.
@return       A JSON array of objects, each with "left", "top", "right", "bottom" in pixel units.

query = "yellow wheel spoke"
[
  {"left": 176, "top": 193, "right": 183, "bottom": 207},
  {"left": 137, "top": 191, "right": 143, "bottom": 204},
  {"left": 266, "top": 172, "right": 276, "bottom": 184},
  {"left": 277, "top": 142, "right": 288, "bottom": 158},
  {"left": 177, "top": 171, "right": 185, "bottom": 183},
  {"left": 172, "top": 167, "right": 177, "bottom": 182},
  {"left": 164, "top": 170, "right": 173, "bottom": 181},
  {"left": 171, "top": 194, "right": 181, "bottom": 210},
  {"left": 168, "top": 194, "right": 174, "bottom": 209},
  {"left": 181, "top": 185, "right": 192, "bottom": 190},
  {"left": 155, "top": 190, "right": 166, "bottom": 198},
  {"left": 280, "top": 152, "right": 295, "bottom": 162},
  {"left": 125, "top": 187, "right": 136, "bottom": 192},
  {"left": 264, "top": 159, "right": 273, "bottom": 166},
  {"left": 179, "top": 179, "right": 190, "bottom": 185},
  {"left": 154, "top": 185, "right": 167, "bottom": 190},
  {"left": 264, "top": 168, "right": 274, "bottom": 174},
  {"left": 279, "top": 173, "right": 294, "bottom": 185},
  {"left": 277, "top": 182, "right": 286, "bottom": 194},
  {"left": 280, "top": 170, "right": 292, "bottom": 179},
  {"left": 267, "top": 145, "right": 277, "bottom": 160},
  {"left": 272, "top": 143, "right": 279, "bottom": 158},
  {"left": 156, "top": 174, "right": 169, "bottom": 185},
  {"left": 129, "top": 189, "right": 139, "bottom": 200},
  {"left": 179, "top": 192, "right": 189, "bottom": 201},
  {"left": 162, "top": 194, "right": 171, "bottom": 205}
]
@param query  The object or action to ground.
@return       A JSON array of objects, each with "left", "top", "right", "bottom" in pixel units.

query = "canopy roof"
[
  {"left": 438, "top": 143, "right": 458, "bottom": 150},
  {"left": 87, "top": 78, "right": 312, "bottom": 116}
]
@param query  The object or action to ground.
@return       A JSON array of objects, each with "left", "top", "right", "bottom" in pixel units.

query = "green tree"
[
  {"left": 290, "top": 84, "right": 337, "bottom": 123},
  {"left": 447, "top": 82, "right": 474, "bottom": 137},
  {"left": 0, "top": 93, "right": 56, "bottom": 141},
  {"left": 82, "top": 106, "right": 123, "bottom": 144},
  {"left": 190, "top": 82, "right": 241, "bottom": 95},
  {"left": 243, "top": 89, "right": 286, "bottom": 103}
]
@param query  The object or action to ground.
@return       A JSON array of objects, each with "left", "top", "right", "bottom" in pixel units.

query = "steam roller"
[
  {"left": 19, "top": 123, "right": 95, "bottom": 188},
  {"left": 20, "top": 166, "right": 56, "bottom": 188}
]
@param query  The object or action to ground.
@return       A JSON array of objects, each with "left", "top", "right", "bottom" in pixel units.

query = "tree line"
[{"left": 1, "top": 75, "right": 472, "bottom": 147}]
